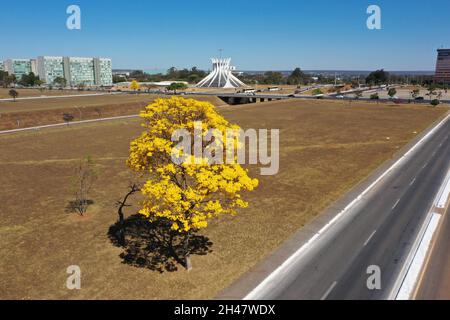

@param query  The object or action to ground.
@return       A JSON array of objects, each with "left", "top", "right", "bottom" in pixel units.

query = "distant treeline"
[
  {"left": 115, "top": 67, "right": 443, "bottom": 87},
  {"left": 113, "top": 67, "right": 207, "bottom": 84}
]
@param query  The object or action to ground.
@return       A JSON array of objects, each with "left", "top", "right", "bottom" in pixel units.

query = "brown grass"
[
  {"left": 0, "top": 99, "right": 447, "bottom": 299},
  {"left": 0, "top": 94, "right": 227, "bottom": 130},
  {"left": 0, "top": 88, "right": 102, "bottom": 99}
]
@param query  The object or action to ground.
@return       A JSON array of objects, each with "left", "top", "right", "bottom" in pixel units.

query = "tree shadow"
[{"left": 108, "top": 214, "right": 213, "bottom": 273}]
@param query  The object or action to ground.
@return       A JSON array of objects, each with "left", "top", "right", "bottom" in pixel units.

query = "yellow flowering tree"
[
  {"left": 130, "top": 80, "right": 140, "bottom": 91},
  {"left": 127, "top": 97, "right": 258, "bottom": 269}
]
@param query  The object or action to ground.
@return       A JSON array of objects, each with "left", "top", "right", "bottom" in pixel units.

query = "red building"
[{"left": 435, "top": 49, "right": 450, "bottom": 84}]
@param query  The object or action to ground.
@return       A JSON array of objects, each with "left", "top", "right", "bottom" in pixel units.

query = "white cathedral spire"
[{"left": 196, "top": 58, "right": 246, "bottom": 88}]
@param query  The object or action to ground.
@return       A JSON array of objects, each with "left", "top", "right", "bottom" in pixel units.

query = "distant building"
[
  {"left": 435, "top": 49, "right": 450, "bottom": 84},
  {"left": 196, "top": 58, "right": 246, "bottom": 88},
  {"left": 36, "top": 56, "right": 113, "bottom": 87},
  {"left": 94, "top": 58, "right": 113, "bottom": 86},
  {"left": 112, "top": 69, "right": 142, "bottom": 77},
  {"left": 0, "top": 60, "right": 4, "bottom": 71},
  {"left": 112, "top": 81, "right": 188, "bottom": 91},
  {"left": 37, "top": 56, "right": 65, "bottom": 85},
  {"left": 66, "top": 57, "right": 96, "bottom": 86},
  {"left": 4, "top": 59, "right": 37, "bottom": 80},
  {"left": 31, "top": 59, "right": 37, "bottom": 75}
]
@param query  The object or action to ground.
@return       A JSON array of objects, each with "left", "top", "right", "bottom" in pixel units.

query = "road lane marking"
[
  {"left": 364, "top": 231, "right": 377, "bottom": 247},
  {"left": 390, "top": 169, "right": 450, "bottom": 300},
  {"left": 392, "top": 199, "right": 401, "bottom": 210},
  {"left": 321, "top": 281, "right": 338, "bottom": 300},
  {"left": 410, "top": 178, "right": 417, "bottom": 186}
]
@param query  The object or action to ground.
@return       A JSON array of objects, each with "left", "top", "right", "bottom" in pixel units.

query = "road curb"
[
  {"left": 412, "top": 172, "right": 450, "bottom": 299},
  {"left": 392, "top": 170, "right": 450, "bottom": 299}
]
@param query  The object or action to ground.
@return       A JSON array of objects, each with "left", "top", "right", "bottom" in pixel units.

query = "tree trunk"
[
  {"left": 115, "top": 184, "right": 139, "bottom": 247},
  {"left": 185, "top": 255, "right": 192, "bottom": 271},
  {"left": 184, "top": 232, "right": 192, "bottom": 271},
  {"left": 117, "top": 207, "right": 125, "bottom": 247}
]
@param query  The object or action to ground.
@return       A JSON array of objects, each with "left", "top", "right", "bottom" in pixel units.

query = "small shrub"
[{"left": 430, "top": 99, "right": 440, "bottom": 107}]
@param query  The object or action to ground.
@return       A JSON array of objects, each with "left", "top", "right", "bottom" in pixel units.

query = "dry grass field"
[
  {"left": 0, "top": 93, "right": 164, "bottom": 114},
  {"left": 0, "top": 94, "right": 227, "bottom": 130},
  {"left": 0, "top": 88, "right": 101, "bottom": 99},
  {"left": 0, "top": 98, "right": 447, "bottom": 299}
]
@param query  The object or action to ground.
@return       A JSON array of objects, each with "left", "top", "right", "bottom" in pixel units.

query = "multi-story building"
[
  {"left": 37, "top": 56, "right": 65, "bottom": 85},
  {"left": 36, "top": 56, "right": 113, "bottom": 87},
  {"left": 435, "top": 49, "right": 450, "bottom": 84},
  {"left": 31, "top": 59, "right": 37, "bottom": 75},
  {"left": 0, "top": 60, "right": 4, "bottom": 72},
  {"left": 4, "top": 59, "right": 35, "bottom": 80},
  {"left": 66, "top": 57, "right": 96, "bottom": 86},
  {"left": 5, "top": 56, "right": 113, "bottom": 86},
  {"left": 94, "top": 58, "right": 113, "bottom": 86}
]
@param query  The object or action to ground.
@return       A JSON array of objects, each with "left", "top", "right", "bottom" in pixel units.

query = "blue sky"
[{"left": 1, "top": 0, "right": 449, "bottom": 71}]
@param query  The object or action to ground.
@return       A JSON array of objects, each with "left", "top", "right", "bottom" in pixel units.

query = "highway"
[
  {"left": 182, "top": 91, "right": 450, "bottom": 105},
  {"left": 108, "top": 88, "right": 450, "bottom": 105},
  {"left": 244, "top": 114, "right": 450, "bottom": 300}
]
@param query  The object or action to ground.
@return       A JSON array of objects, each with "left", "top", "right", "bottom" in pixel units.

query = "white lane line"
[
  {"left": 392, "top": 199, "right": 401, "bottom": 210},
  {"left": 364, "top": 231, "right": 377, "bottom": 247},
  {"left": 390, "top": 168, "right": 450, "bottom": 300},
  {"left": 321, "top": 281, "right": 338, "bottom": 300},
  {"left": 422, "top": 163, "right": 429, "bottom": 170},
  {"left": 410, "top": 178, "right": 417, "bottom": 186}
]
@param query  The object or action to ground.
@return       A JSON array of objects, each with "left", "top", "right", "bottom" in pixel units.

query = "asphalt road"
[{"left": 258, "top": 116, "right": 450, "bottom": 300}]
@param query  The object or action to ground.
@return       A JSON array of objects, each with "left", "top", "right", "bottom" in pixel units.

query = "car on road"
[{"left": 336, "top": 95, "right": 345, "bottom": 99}]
